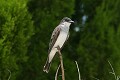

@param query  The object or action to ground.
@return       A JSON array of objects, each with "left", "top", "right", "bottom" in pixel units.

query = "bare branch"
[
  {"left": 108, "top": 61, "right": 117, "bottom": 80},
  {"left": 55, "top": 64, "right": 60, "bottom": 80},
  {"left": 75, "top": 61, "right": 81, "bottom": 80},
  {"left": 117, "top": 76, "right": 120, "bottom": 80},
  {"left": 58, "top": 50, "right": 65, "bottom": 80},
  {"left": 7, "top": 69, "right": 11, "bottom": 80},
  {"left": 91, "top": 76, "right": 99, "bottom": 80},
  {"left": 57, "top": 46, "right": 65, "bottom": 80}
]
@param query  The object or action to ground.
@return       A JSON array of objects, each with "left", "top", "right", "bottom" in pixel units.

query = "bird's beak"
[{"left": 69, "top": 20, "right": 74, "bottom": 23}]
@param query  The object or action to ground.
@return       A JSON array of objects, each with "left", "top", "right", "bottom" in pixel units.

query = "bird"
[{"left": 43, "top": 17, "right": 74, "bottom": 73}]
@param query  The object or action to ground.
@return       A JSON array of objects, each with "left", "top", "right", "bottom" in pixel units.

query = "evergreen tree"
[
  {"left": 0, "top": 0, "right": 34, "bottom": 80},
  {"left": 20, "top": 0, "right": 75, "bottom": 80},
  {"left": 1, "top": 0, "right": 120, "bottom": 80},
  {"left": 77, "top": 0, "right": 120, "bottom": 80}
]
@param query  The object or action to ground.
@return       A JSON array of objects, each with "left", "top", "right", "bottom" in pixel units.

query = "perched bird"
[{"left": 43, "top": 17, "right": 74, "bottom": 73}]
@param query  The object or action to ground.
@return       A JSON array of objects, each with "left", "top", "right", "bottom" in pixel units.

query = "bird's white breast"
[
  {"left": 48, "top": 31, "right": 68, "bottom": 62},
  {"left": 53, "top": 22, "right": 71, "bottom": 48},
  {"left": 54, "top": 31, "right": 68, "bottom": 48}
]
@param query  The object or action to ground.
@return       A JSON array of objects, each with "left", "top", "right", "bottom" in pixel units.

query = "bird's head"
[{"left": 60, "top": 17, "right": 74, "bottom": 23}]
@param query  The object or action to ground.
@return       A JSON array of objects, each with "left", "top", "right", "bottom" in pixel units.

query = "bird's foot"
[{"left": 55, "top": 46, "right": 60, "bottom": 50}]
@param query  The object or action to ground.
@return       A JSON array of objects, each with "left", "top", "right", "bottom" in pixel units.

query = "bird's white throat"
[
  {"left": 64, "top": 22, "right": 71, "bottom": 27},
  {"left": 60, "top": 22, "right": 71, "bottom": 32}
]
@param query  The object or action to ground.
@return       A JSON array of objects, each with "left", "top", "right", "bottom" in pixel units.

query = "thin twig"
[
  {"left": 55, "top": 64, "right": 60, "bottom": 80},
  {"left": 108, "top": 61, "right": 117, "bottom": 80},
  {"left": 7, "top": 69, "right": 11, "bottom": 80},
  {"left": 117, "top": 76, "right": 120, "bottom": 80},
  {"left": 75, "top": 61, "right": 81, "bottom": 80},
  {"left": 91, "top": 76, "right": 99, "bottom": 80}
]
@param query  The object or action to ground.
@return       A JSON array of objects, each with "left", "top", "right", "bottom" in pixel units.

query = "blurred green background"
[{"left": 0, "top": 0, "right": 120, "bottom": 80}]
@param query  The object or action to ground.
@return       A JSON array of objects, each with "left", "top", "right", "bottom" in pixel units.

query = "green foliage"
[
  {"left": 77, "top": 0, "right": 120, "bottom": 79},
  {"left": 0, "top": 0, "right": 34, "bottom": 79},
  {"left": 19, "top": 0, "right": 75, "bottom": 80},
  {"left": 0, "top": 0, "right": 120, "bottom": 80}
]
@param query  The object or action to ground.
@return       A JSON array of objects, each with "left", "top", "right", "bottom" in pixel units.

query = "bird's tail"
[
  {"left": 43, "top": 58, "right": 51, "bottom": 73},
  {"left": 43, "top": 49, "right": 57, "bottom": 73}
]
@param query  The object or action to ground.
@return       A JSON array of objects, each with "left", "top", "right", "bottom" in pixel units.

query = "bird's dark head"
[{"left": 61, "top": 17, "right": 74, "bottom": 23}]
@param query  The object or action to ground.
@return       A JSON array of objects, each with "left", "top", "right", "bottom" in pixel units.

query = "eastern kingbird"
[{"left": 43, "top": 17, "right": 74, "bottom": 73}]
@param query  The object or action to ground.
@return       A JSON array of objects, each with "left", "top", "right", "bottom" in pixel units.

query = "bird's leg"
[{"left": 56, "top": 46, "right": 61, "bottom": 51}]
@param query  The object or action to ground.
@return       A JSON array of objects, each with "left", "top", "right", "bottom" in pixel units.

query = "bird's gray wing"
[{"left": 48, "top": 27, "right": 61, "bottom": 54}]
